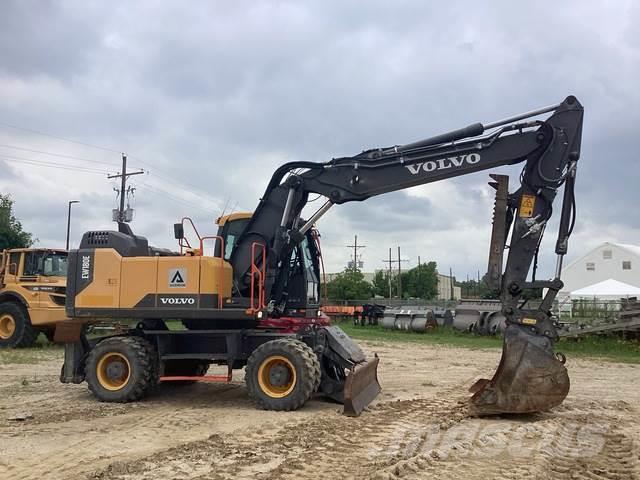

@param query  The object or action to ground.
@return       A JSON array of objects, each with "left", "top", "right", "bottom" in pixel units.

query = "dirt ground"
[{"left": 0, "top": 341, "right": 638, "bottom": 480}]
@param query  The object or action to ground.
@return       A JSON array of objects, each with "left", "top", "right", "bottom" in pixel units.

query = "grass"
[
  {"left": 0, "top": 334, "right": 62, "bottom": 364},
  {"left": 337, "top": 320, "right": 640, "bottom": 364}
]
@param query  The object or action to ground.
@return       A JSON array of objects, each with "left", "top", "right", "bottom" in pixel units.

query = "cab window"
[
  {"left": 8, "top": 253, "right": 21, "bottom": 275},
  {"left": 221, "top": 219, "right": 250, "bottom": 260}
]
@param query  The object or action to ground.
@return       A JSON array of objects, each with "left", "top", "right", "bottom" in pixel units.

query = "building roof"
[
  {"left": 563, "top": 241, "right": 640, "bottom": 271},
  {"left": 571, "top": 279, "right": 640, "bottom": 297},
  {"left": 613, "top": 243, "right": 640, "bottom": 257}
]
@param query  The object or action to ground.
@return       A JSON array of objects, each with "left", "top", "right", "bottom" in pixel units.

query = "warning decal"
[
  {"left": 519, "top": 194, "right": 536, "bottom": 218},
  {"left": 168, "top": 268, "right": 187, "bottom": 288}
]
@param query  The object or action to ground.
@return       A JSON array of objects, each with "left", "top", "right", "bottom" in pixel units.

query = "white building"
[
  {"left": 558, "top": 242, "right": 640, "bottom": 301},
  {"left": 436, "top": 273, "right": 462, "bottom": 300}
]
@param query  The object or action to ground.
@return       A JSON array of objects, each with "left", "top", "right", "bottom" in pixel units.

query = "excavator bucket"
[
  {"left": 469, "top": 324, "right": 569, "bottom": 415},
  {"left": 343, "top": 356, "right": 381, "bottom": 416},
  {"left": 318, "top": 326, "right": 381, "bottom": 416}
]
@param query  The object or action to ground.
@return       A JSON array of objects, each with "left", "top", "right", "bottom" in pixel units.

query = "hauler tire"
[{"left": 0, "top": 303, "right": 38, "bottom": 348}]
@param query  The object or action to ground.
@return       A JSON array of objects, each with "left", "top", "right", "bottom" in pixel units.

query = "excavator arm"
[{"left": 231, "top": 95, "right": 583, "bottom": 414}]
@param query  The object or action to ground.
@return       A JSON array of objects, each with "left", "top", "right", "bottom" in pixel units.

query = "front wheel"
[
  {"left": 0, "top": 303, "right": 38, "bottom": 348},
  {"left": 86, "top": 336, "right": 158, "bottom": 402},
  {"left": 245, "top": 338, "right": 320, "bottom": 411}
]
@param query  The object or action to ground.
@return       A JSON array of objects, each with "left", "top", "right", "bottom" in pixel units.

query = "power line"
[
  {"left": 138, "top": 182, "right": 220, "bottom": 215},
  {"left": 0, "top": 155, "right": 110, "bottom": 175},
  {"left": 0, "top": 120, "right": 245, "bottom": 212},
  {"left": 141, "top": 176, "right": 228, "bottom": 212},
  {"left": 144, "top": 169, "right": 228, "bottom": 211},
  {"left": 0, "top": 120, "right": 122, "bottom": 154},
  {"left": 0, "top": 152, "right": 110, "bottom": 173},
  {"left": 0, "top": 143, "right": 122, "bottom": 167}
]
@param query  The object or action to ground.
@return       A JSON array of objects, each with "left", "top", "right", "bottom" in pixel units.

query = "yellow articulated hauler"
[{"left": 0, "top": 248, "right": 68, "bottom": 348}]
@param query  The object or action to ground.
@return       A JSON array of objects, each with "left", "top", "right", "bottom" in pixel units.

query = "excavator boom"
[{"left": 229, "top": 95, "right": 583, "bottom": 415}]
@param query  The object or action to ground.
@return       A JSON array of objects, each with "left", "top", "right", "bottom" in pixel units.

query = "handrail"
[
  {"left": 200, "top": 235, "right": 225, "bottom": 308},
  {"left": 179, "top": 217, "right": 202, "bottom": 254},
  {"left": 250, "top": 242, "right": 266, "bottom": 313},
  {"left": 199, "top": 235, "right": 224, "bottom": 259}
]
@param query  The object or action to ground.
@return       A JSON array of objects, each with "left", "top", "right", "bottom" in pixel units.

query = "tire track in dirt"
[
  {"left": 0, "top": 384, "right": 247, "bottom": 480},
  {"left": 86, "top": 384, "right": 471, "bottom": 480},
  {"left": 86, "top": 394, "right": 640, "bottom": 480},
  {"left": 371, "top": 400, "right": 640, "bottom": 480}
]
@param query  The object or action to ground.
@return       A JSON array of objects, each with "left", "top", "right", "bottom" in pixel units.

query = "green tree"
[
  {"left": 457, "top": 271, "right": 543, "bottom": 300},
  {"left": 456, "top": 275, "right": 497, "bottom": 299},
  {"left": 372, "top": 269, "right": 394, "bottom": 297},
  {"left": 326, "top": 268, "right": 373, "bottom": 301},
  {"left": 400, "top": 261, "right": 438, "bottom": 299},
  {"left": 0, "top": 194, "right": 34, "bottom": 250}
]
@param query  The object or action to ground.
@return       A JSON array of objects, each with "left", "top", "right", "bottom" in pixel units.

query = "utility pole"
[
  {"left": 397, "top": 247, "right": 408, "bottom": 297},
  {"left": 449, "top": 267, "right": 455, "bottom": 300},
  {"left": 382, "top": 248, "right": 393, "bottom": 298},
  {"left": 398, "top": 246, "right": 403, "bottom": 297},
  {"left": 466, "top": 273, "right": 470, "bottom": 298},
  {"left": 382, "top": 247, "right": 408, "bottom": 298},
  {"left": 346, "top": 234, "right": 366, "bottom": 271},
  {"left": 108, "top": 154, "right": 144, "bottom": 224}
]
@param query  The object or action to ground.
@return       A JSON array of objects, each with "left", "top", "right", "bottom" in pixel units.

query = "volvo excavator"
[{"left": 60, "top": 95, "right": 583, "bottom": 417}]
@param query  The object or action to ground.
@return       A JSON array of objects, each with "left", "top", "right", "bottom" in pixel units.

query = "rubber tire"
[
  {"left": 0, "top": 303, "right": 39, "bottom": 348},
  {"left": 86, "top": 336, "right": 158, "bottom": 402},
  {"left": 246, "top": 338, "right": 321, "bottom": 411}
]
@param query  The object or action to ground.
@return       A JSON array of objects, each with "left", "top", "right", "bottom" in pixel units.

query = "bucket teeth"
[{"left": 469, "top": 324, "right": 569, "bottom": 415}]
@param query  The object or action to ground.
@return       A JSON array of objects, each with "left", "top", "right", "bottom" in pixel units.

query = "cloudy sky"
[{"left": 1, "top": 1, "right": 639, "bottom": 280}]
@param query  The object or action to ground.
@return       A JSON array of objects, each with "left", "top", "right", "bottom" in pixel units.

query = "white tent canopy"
[{"left": 570, "top": 279, "right": 640, "bottom": 300}]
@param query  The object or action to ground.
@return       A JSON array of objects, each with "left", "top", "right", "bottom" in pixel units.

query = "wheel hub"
[
  {"left": 106, "top": 361, "right": 127, "bottom": 380},
  {"left": 0, "top": 314, "right": 16, "bottom": 340},
  {"left": 258, "top": 355, "right": 297, "bottom": 398},
  {"left": 96, "top": 352, "right": 131, "bottom": 391},
  {"left": 269, "top": 364, "right": 291, "bottom": 387}
]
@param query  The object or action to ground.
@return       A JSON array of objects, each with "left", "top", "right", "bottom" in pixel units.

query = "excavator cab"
[
  {"left": 214, "top": 212, "right": 322, "bottom": 310},
  {"left": 213, "top": 212, "right": 380, "bottom": 415}
]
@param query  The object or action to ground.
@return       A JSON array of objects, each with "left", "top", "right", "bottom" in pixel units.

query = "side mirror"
[{"left": 173, "top": 223, "right": 184, "bottom": 240}]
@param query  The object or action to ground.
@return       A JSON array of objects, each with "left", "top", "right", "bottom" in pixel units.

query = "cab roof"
[
  {"left": 216, "top": 212, "right": 252, "bottom": 226},
  {"left": 2, "top": 248, "right": 67, "bottom": 254}
]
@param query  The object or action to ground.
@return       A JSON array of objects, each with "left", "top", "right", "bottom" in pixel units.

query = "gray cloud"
[{"left": 0, "top": 0, "right": 638, "bottom": 279}]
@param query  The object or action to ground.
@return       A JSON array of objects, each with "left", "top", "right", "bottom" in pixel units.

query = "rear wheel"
[
  {"left": 246, "top": 338, "right": 320, "bottom": 411},
  {"left": 86, "top": 336, "right": 158, "bottom": 402},
  {"left": 0, "top": 303, "right": 38, "bottom": 348}
]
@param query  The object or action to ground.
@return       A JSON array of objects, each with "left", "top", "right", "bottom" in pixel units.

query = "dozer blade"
[
  {"left": 343, "top": 356, "right": 381, "bottom": 416},
  {"left": 469, "top": 324, "right": 569, "bottom": 415}
]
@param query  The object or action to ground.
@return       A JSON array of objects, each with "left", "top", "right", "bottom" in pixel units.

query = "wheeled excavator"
[{"left": 60, "top": 95, "right": 583, "bottom": 416}]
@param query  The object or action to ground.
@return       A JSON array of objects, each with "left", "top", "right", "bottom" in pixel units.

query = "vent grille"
[{"left": 86, "top": 231, "right": 110, "bottom": 245}]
